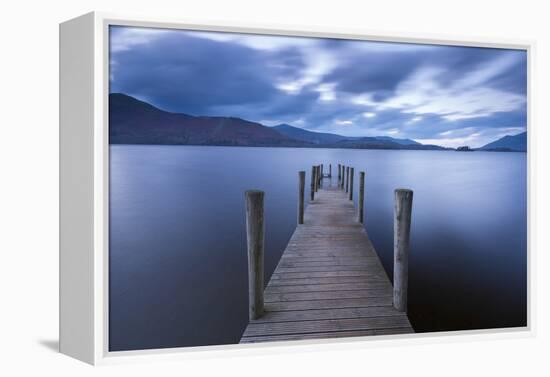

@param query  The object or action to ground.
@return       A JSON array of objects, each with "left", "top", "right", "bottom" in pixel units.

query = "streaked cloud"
[
  {"left": 335, "top": 119, "right": 354, "bottom": 126},
  {"left": 110, "top": 26, "right": 527, "bottom": 148},
  {"left": 110, "top": 27, "right": 170, "bottom": 52}
]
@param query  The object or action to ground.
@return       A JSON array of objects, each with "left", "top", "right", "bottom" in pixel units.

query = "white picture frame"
[{"left": 59, "top": 11, "right": 535, "bottom": 365}]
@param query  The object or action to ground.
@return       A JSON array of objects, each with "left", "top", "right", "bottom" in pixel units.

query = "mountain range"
[
  {"left": 272, "top": 124, "right": 446, "bottom": 150},
  {"left": 109, "top": 93, "right": 526, "bottom": 152},
  {"left": 273, "top": 124, "right": 420, "bottom": 146},
  {"left": 109, "top": 93, "right": 302, "bottom": 147}
]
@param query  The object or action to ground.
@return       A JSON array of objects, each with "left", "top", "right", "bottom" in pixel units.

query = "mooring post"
[
  {"left": 346, "top": 166, "right": 349, "bottom": 192},
  {"left": 393, "top": 189, "right": 413, "bottom": 312},
  {"left": 341, "top": 165, "right": 345, "bottom": 189},
  {"left": 313, "top": 166, "right": 317, "bottom": 192},
  {"left": 329, "top": 164, "right": 332, "bottom": 178},
  {"left": 315, "top": 166, "right": 320, "bottom": 192},
  {"left": 358, "top": 171, "right": 365, "bottom": 223},
  {"left": 318, "top": 165, "right": 322, "bottom": 188},
  {"left": 338, "top": 164, "right": 341, "bottom": 184},
  {"left": 349, "top": 167, "right": 354, "bottom": 200},
  {"left": 245, "top": 190, "right": 265, "bottom": 320},
  {"left": 310, "top": 166, "right": 315, "bottom": 201},
  {"left": 298, "top": 171, "right": 305, "bottom": 224}
]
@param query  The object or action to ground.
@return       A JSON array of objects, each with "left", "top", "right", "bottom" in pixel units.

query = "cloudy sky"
[{"left": 110, "top": 26, "right": 527, "bottom": 148}]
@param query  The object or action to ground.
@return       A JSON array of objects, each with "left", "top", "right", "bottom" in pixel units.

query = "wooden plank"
[
  {"left": 278, "top": 258, "right": 377, "bottom": 267},
  {"left": 280, "top": 255, "right": 378, "bottom": 263},
  {"left": 267, "top": 296, "right": 394, "bottom": 311},
  {"left": 267, "top": 275, "right": 391, "bottom": 287},
  {"left": 240, "top": 327, "right": 414, "bottom": 343},
  {"left": 243, "top": 316, "right": 411, "bottom": 337},
  {"left": 274, "top": 264, "right": 383, "bottom": 274},
  {"left": 264, "top": 288, "right": 392, "bottom": 303},
  {"left": 286, "top": 238, "right": 372, "bottom": 243},
  {"left": 265, "top": 281, "right": 391, "bottom": 294},
  {"left": 288, "top": 234, "right": 368, "bottom": 238},
  {"left": 252, "top": 306, "right": 405, "bottom": 323},
  {"left": 282, "top": 251, "right": 376, "bottom": 258},
  {"left": 271, "top": 270, "right": 388, "bottom": 280}
]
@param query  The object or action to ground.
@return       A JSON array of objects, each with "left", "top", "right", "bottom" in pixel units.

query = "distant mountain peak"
[
  {"left": 272, "top": 124, "right": 348, "bottom": 144},
  {"left": 273, "top": 124, "right": 423, "bottom": 147},
  {"left": 480, "top": 131, "right": 527, "bottom": 152},
  {"left": 273, "top": 123, "right": 298, "bottom": 129},
  {"left": 109, "top": 93, "right": 303, "bottom": 146},
  {"left": 374, "top": 136, "right": 420, "bottom": 146},
  {"left": 110, "top": 92, "right": 165, "bottom": 112}
]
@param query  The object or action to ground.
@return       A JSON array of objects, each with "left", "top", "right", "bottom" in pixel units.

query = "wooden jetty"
[{"left": 240, "top": 164, "right": 414, "bottom": 344}]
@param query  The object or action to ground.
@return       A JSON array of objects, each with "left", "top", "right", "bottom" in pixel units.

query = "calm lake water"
[{"left": 109, "top": 145, "right": 527, "bottom": 351}]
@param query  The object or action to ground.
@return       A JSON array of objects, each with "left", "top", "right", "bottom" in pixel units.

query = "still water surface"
[{"left": 109, "top": 145, "right": 527, "bottom": 351}]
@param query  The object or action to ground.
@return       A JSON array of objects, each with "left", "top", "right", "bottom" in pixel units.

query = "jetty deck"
[{"left": 240, "top": 175, "right": 414, "bottom": 344}]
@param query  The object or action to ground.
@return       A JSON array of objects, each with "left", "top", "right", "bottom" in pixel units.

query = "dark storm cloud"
[
  {"left": 486, "top": 53, "right": 527, "bottom": 94},
  {"left": 110, "top": 26, "right": 527, "bottom": 147},
  {"left": 325, "top": 51, "right": 424, "bottom": 95},
  {"left": 434, "top": 46, "right": 527, "bottom": 93},
  {"left": 325, "top": 44, "right": 524, "bottom": 98},
  {"left": 111, "top": 29, "right": 308, "bottom": 116}
]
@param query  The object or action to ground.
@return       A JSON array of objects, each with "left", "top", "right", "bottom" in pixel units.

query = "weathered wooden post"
[
  {"left": 393, "top": 189, "right": 413, "bottom": 312},
  {"left": 317, "top": 165, "right": 321, "bottom": 190},
  {"left": 346, "top": 166, "right": 349, "bottom": 192},
  {"left": 298, "top": 171, "right": 305, "bottom": 224},
  {"left": 321, "top": 164, "right": 324, "bottom": 178},
  {"left": 329, "top": 164, "right": 332, "bottom": 178},
  {"left": 338, "top": 164, "right": 341, "bottom": 184},
  {"left": 358, "top": 171, "right": 365, "bottom": 223},
  {"left": 315, "top": 166, "right": 320, "bottom": 192},
  {"left": 349, "top": 167, "right": 354, "bottom": 200},
  {"left": 245, "top": 190, "right": 265, "bottom": 320},
  {"left": 341, "top": 165, "right": 345, "bottom": 189},
  {"left": 314, "top": 166, "right": 318, "bottom": 193},
  {"left": 310, "top": 166, "right": 315, "bottom": 201}
]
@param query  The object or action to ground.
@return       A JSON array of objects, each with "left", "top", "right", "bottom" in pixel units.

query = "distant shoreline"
[
  {"left": 109, "top": 94, "right": 527, "bottom": 153},
  {"left": 108, "top": 142, "right": 527, "bottom": 153}
]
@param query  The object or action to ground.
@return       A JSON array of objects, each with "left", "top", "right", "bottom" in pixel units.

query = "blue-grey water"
[{"left": 109, "top": 145, "right": 527, "bottom": 351}]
